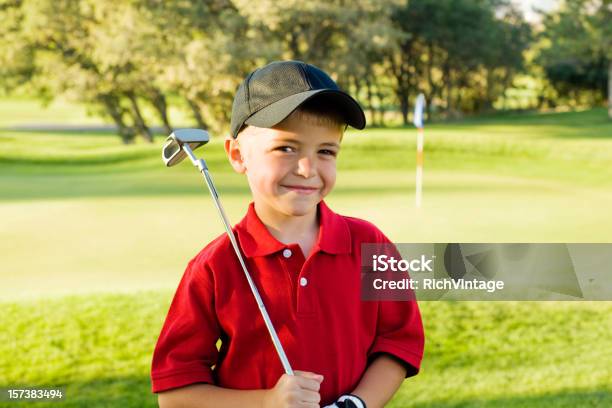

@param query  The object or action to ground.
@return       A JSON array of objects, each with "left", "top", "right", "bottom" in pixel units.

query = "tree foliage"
[
  {"left": 2, "top": 0, "right": 604, "bottom": 141},
  {"left": 537, "top": 0, "right": 611, "bottom": 115}
]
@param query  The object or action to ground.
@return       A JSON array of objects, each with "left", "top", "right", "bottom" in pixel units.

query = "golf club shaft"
[{"left": 181, "top": 144, "right": 294, "bottom": 376}]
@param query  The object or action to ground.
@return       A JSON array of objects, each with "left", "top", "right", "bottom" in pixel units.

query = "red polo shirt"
[{"left": 151, "top": 200, "right": 424, "bottom": 404}]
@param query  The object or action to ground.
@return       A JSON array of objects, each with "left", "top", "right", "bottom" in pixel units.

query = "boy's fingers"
[
  {"left": 299, "top": 390, "right": 321, "bottom": 404},
  {"left": 295, "top": 376, "right": 321, "bottom": 392},
  {"left": 294, "top": 370, "right": 324, "bottom": 382}
]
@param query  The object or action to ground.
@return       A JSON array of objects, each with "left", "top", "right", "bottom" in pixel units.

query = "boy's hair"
[
  {"left": 237, "top": 97, "right": 347, "bottom": 138},
  {"left": 291, "top": 97, "right": 347, "bottom": 131}
]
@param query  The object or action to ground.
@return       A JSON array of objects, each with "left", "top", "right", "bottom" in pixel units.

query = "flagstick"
[
  {"left": 413, "top": 93, "right": 426, "bottom": 208},
  {"left": 416, "top": 126, "right": 424, "bottom": 208}
]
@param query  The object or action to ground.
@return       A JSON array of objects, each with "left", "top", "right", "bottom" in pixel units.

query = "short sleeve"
[
  {"left": 151, "top": 256, "right": 220, "bottom": 393},
  {"left": 367, "top": 232, "right": 425, "bottom": 377}
]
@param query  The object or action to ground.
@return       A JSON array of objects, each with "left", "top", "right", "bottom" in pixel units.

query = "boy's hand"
[{"left": 263, "top": 370, "right": 323, "bottom": 408}]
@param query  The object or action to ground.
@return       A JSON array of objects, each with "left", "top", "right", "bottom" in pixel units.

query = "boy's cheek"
[
  {"left": 323, "top": 164, "right": 337, "bottom": 184},
  {"left": 322, "top": 174, "right": 336, "bottom": 196}
]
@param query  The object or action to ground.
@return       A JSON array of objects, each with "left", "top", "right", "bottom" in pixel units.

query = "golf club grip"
[{"left": 199, "top": 167, "right": 294, "bottom": 376}]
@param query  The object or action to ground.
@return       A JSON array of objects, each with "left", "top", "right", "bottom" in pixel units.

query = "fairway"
[{"left": 1, "top": 108, "right": 611, "bottom": 407}]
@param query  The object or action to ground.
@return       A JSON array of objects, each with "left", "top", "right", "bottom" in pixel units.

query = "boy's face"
[{"left": 225, "top": 114, "right": 342, "bottom": 218}]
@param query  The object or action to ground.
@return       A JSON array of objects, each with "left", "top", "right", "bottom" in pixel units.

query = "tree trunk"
[
  {"left": 426, "top": 43, "right": 437, "bottom": 120},
  {"left": 399, "top": 94, "right": 409, "bottom": 126},
  {"left": 127, "top": 92, "right": 153, "bottom": 143},
  {"left": 350, "top": 75, "right": 371, "bottom": 124},
  {"left": 150, "top": 89, "right": 172, "bottom": 135},
  {"left": 456, "top": 84, "right": 463, "bottom": 114},
  {"left": 388, "top": 58, "right": 411, "bottom": 126},
  {"left": 373, "top": 76, "right": 386, "bottom": 127},
  {"left": 444, "top": 63, "right": 453, "bottom": 117},
  {"left": 388, "top": 39, "right": 421, "bottom": 126},
  {"left": 364, "top": 75, "right": 376, "bottom": 126},
  {"left": 351, "top": 75, "right": 361, "bottom": 104},
  {"left": 288, "top": 29, "right": 301, "bottom": 60},
  {"left": 99, "top": 94, "right": 135, "bottom": 144},
  {"left": 483, "top": 68, "right": 494, "bottom": 113},
  {"left": 186, "top": 97, "right": 208, "bottom": 129},
  {"left": 608, "top": 60, "right": 612, "bottom": 119}
]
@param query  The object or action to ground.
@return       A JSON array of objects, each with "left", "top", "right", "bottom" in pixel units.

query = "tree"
[
  {"left": 0, "top": 0, "right": 35, "bottom": 95},
  {"left": 480, "top": 3, "right": 532, "bottom": 111},
  {"left": 537, "top": 0, "right": 611, "bottom": 116},
  {"left": 595, "top": 1, "right": 612, "bottom": 118},
  {"left": 385, "top": 0, "right": 529, "bottom": 121},
  {"left": 6, "top": 0, "right": 264, "bottom": 141},
  {"left": 329, "top": 0, "right": 399, "bottom": 126},
  {"left": 154, "top": 0, "right": 272, "bottom": 136},
  {"left": 15, "top": 0, "right": 142, "bottom": 142}
]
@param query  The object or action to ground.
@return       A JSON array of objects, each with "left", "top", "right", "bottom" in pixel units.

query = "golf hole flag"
[{"left": 413, "top": 93, "right": 426, "bottom": 208}]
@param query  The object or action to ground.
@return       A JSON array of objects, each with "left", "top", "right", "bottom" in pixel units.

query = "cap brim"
[{"left": 244, "top": 89, "right": 366, "bottom": 131}]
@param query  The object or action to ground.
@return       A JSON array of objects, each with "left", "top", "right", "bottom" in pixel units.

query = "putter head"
[{"left": 162, "top": 129, "right": 210, "bottom": 167}]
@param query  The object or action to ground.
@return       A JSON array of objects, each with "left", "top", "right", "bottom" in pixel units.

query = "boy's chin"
[{"left": 278, "top": 197, "right": 320, "bottom": 217}]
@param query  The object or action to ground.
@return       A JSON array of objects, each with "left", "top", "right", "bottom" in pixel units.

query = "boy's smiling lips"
[{"left": 280, "top": 184, "right": 320, "bottom": 194}]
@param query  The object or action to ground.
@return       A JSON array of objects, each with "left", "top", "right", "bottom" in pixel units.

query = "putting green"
[{"left": 2, "top": 168, "right": 611, "bottom": 299}]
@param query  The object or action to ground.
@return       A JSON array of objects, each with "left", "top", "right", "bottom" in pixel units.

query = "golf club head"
[{"left": 162, "top": 129, "right": 210, "bottom": 167}]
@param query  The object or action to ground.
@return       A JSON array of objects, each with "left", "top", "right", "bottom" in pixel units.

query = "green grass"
[
  {"left": 1, "top": 104, "right": 611, "bottom": 406},
  {"left": 0, "top": 292, "right": 165, "bottom": 407},
  {"left": 0, "top": 294, "right": 610, "bottom": 407}
]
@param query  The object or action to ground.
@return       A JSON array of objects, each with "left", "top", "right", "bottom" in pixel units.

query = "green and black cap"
[{"left": 230, "top": 60, "right": 366, "bottom": 138}]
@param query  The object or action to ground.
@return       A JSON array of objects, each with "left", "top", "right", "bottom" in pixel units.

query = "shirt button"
[
  {"left": 300, "top": 277, "right": 308, "bottom": 287},
  {"left": 282, "top": 249, "right": 292, "bottom": 258}
]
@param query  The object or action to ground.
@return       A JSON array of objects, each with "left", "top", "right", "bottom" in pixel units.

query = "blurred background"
[{"left": 1, "top": 0, "right": 611, "bottom": 407}]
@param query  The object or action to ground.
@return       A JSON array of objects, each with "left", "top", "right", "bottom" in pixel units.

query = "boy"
[{"left": 151, "top": 60, "right": 424, "bottom": 408}]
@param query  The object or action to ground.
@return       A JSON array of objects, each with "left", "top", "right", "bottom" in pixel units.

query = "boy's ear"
[{"left": 224, "top": 135, "right": 247, "bottom": 174}]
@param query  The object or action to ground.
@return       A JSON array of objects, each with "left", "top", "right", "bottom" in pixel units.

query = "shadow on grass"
[
  {"left": 441, "top": 107, "right": 608, "bottom": 124},
  {"left": 401, "top": 388, "right": 611, "bottom": 408},
  {"left": 374, "top": 108, "right": 612, "bottom": 140},
  {"left": 1, "top": 125, "right": 169, "bottom": 138}
]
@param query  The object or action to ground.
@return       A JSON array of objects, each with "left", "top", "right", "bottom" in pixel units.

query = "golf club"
[{"left": 162, "top": 128, "right": 294, "bottom": 376}]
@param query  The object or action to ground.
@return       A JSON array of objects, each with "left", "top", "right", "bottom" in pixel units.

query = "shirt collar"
[{"left": 235, "top": 200, "right": 351, "bottom": 258}]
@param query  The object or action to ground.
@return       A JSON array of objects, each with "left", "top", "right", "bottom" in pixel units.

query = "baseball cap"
[{"left": 230, "top": 60, "right": 366, "bottom": 138}]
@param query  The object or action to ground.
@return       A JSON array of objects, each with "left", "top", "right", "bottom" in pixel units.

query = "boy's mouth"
[{"left": 281, "top": 185, "right": 320, "bottom": 195}]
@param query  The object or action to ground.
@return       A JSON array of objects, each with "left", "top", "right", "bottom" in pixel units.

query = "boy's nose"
[{"left": 296, "top": 156, "right": 316, "bottom": 178}]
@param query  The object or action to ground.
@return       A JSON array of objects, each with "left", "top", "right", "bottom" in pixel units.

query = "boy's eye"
[
  {"left": 319, "top": 149, "right": 338, "bottom": 157},
  {"left": 275, "top": 146, "right": 295, "bottom": 153}
]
